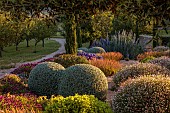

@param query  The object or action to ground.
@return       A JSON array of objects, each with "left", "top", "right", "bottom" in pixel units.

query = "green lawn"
[
  {"left": 0, "top": 39, "right": 60, "bottom": 69},
  {"left": 158, "top": 29, "right": 170, "bottom": 37}
]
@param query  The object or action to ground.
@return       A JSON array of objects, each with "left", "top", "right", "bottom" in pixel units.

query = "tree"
[
  {"left": 81, "top": 11, "right": 114, "bottom": 47},
  {"left": 0, "top": 12, "right": 13, "bottom": 57},
  {"left": 116, "top": 0, "right": 170, "bottom": 47},
  {"left": 0, "top": 0, "right": 118, "bottom": 54}
]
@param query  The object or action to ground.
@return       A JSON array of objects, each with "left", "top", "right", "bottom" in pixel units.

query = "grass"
[
  {"left": 158, "top": 30, "right": 170, "bottom": 37},
  {"left": 0, "top": 39, "right": 60, "bottom": 69}
]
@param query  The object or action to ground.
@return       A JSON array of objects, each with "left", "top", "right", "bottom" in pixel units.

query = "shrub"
[
  {"left": 43, "top": 94, "right": 113, "bottom": 113},
  {"left": 112, "top": 76, "right": 170, "bottom": 113},
  {"left": 149, "top": 56, "right": 170, "bottom": 70},
  {"left": 28, "top": 62, "right": 65, "bottom": 96},
  {"left": 153, "top": 46, "right": 170, "bottom": 52},
  {"left": 97, "top": 52, "right": 123, "bottom": 61},
  {"left": 140, "top": 56, "right": 155, "bottom": 63},
  {"left": 77, "top": 51, "right": 103, "bottom": 60},
  {"left": 0, "top": 93, "right": 42, "bottom": 111},
  {"left": 112, "top": 63, "right": 170, "bottom": 91},
  {"left": 11, "top": 63, "right": 38, "bottom": 79},
  {"left": 0, "top": 74, "right": 29, "bottom": 94},
  {"left": 78, "top": 47, "right": 89, "bottom": 52},
  {"left": 89, "top": 59, "right": 122, "bottom": 76},
  {"left": 88, "top": 47, "right": 106, "bottom": 53},
  {"left": 54, "top": 54, "right": 89, "bottom": 68},
  {"left": 137, "top": 51, "right": 170, "bottom": 61},
  {"left": 58, "top": 64, "right": 108, "bottom": 101}
]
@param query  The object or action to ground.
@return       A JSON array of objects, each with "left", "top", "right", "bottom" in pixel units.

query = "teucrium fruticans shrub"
[
  {"left": 58, "top": 64, "right": 108, "bottom": 101},
  {"left": 28, "top": 62, "right": 65, "bottom": 96},
  {"left": 112, "top": 76, "right": 170, "bottom": 113},
  {"left": 112, "top": 63, "right": 170, "bottom": 90}
]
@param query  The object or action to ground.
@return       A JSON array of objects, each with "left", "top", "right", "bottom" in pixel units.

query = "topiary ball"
[
  {"left": 112, "top": 63, "right": 170, "bottom": 91},
  {"left": 78, "top": 47, "right": 89, "bottom": 52},
  {"left": 88, "top": 47, "right": 106, "bottom": 53},
  {"left": 149, "top": 56, "right": 170, "bottom": 70},
  {"left": 54, "top": 54, "right": 89, "bottom": 68},
  {"left": 112, "top": 76, "right": 170, "bottom": 113},
  {"left": 28, "top": 62, "right": 65, "bottom": 96},
  {"left": 58, "top": 64, "right": 108, "bottom": 101}
]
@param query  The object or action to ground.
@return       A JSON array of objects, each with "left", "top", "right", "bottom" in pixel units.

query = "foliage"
[
  {"left": 140, "top": 56, "right": 155, "bottom": 63},
  {"left": 112, "top": 76, "right": 170, "bottom": 113},
  {"left": 41, "top": 94, "right": 113, "bottom": 113},
  {"left": 88, "top": 47, "right": 106, "bottom": 53},
  {"left": 81, "top": 11, "right": 114, "bottom": 42},
  {"left": 149, "top": 56, "right": 170, "bottom": 70},
  {"left": 153, "top": 46, "right": 170, "bottom": 52},
  {"left": 28, "top": 62, "right": 65, "bottom": 96},
  {"left": 89, "top": 59, "right": 122, "bottom": 76},
  {"left": 97, "top": 52, "right": 123, "bottom": 61},
  {"left": 112, "top": 63, "right": 170, "bottom": 91},
  {"left": 58, "top": 64, "right": 108, "bottom": 101},
  {"left": 0, "top": 93, "right": 42, "bottom": 111},
  {"left": 137, "top": 51, "right": 170, "bottom": 61},
  {"left": 77, "top": 51, "right": 103, "bottom": 60},
  {"left": 11, "top": 63, "right": 38, "bottom": 79},
  {"left": 54, "top": 54, "right": 89, "bottom": 68},
  {"left": 0, "top": 74, "right": 29, "bottom": 94}
]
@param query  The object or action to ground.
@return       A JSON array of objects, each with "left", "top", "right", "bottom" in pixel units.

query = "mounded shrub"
[
  {"left": 97, "top": 52, "right": 123, "bottom": 61},
  {"left": 112, "top": 63, "right": 170, "bottom": 90},
  {"left": 112, "top": 76, "right": 170, "bottom": 113},
  {"left": 43, "top": 94, "right": 113, "bottom": 113},
  {"left": 78, "top": 47, "right": 89, "bottom": 52},
  {"left": 58, "top": 64, "right": 108, "bottom": 100},
  {"left": 88, "top": 47, "right": 106, "bottom": 53},
  {"left": 149, "top": 56, "right": 170, "bottom": 70},
  {"left": 0, "top": 74, "right": 28, "bottom": 94},
  {"left": 54, "top": 54, "right": 89, "bottom": 68},
  {"left": 89, "top": 59, "right": 122, "bottom": 76},
  {"left": 28, "top": 62, "right": 65, "bottom": 96},
  {"left": 153, "top": 46, "right": 170, "bottom": 52}
]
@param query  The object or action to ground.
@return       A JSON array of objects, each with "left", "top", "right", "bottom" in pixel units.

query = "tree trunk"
[
  {"left": 153, "top": 17, "right": 159, "bottom": 48},
  {"left": 89, "top": 40, "right": 94, "bottom": 48},
  {"left": 65, "top": 13, "right": 77, "bottom": 54},
  {"left": 26, "top": 38, "right": 30, "bottom": 47},
  {"left": 76, "top": 14, "right": 82, "bottom": 48},
  {"left": 34, "top": 42, "right": 38, "bottom": 53},
  {"left": 16, "top": 43, "right": 19, "bottom": 51},
  {"left": 135, "top": 20, "right": 139, "bottom": 43},
  {"left": 42, "top": 39, "right": 45, "bottom": 47},
  {"left": 0, "top": 47, "right": 2, "bottom": 57}
]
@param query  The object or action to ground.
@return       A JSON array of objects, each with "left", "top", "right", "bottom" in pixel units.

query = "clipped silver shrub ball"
[
  {"left": 149, "top": 56, "right": 170, "bottom": 70},
  {"left": 112, "top": 63, "right": 170, "bottom": 90},
  {"left": 112, "top": 75, "right": 170, "bottom": 113},
  {"left": 58, "top": 64, "right": 108, "bottom": 100},
  {"left": 28, "top": 62, "right": 65, "bottom": 96},
  {"left": 88, "top": 47, "right": 106, "bottom": 53}
]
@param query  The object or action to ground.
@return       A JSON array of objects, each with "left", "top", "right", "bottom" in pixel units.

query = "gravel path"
[{"left": 0, "top": 38, "right": 66, "bottom": 77}]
